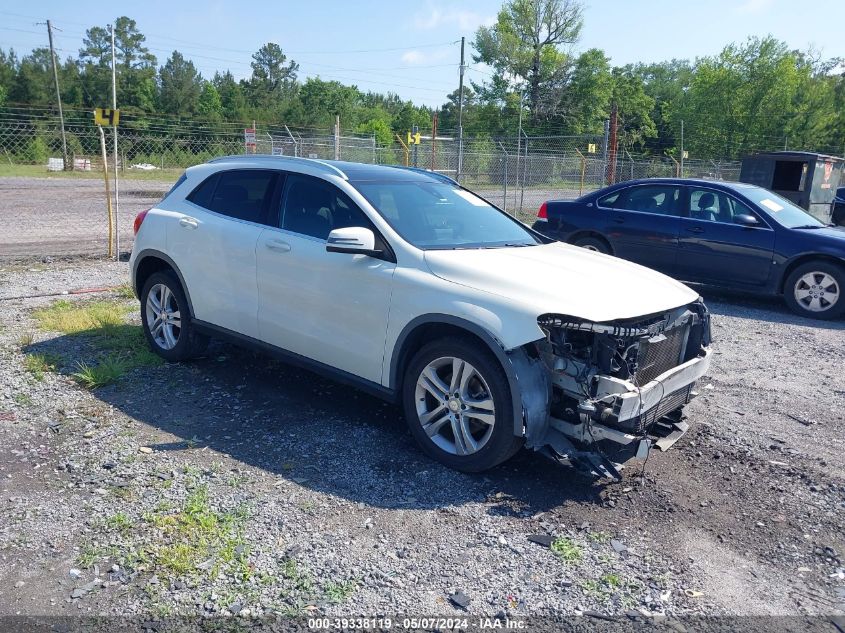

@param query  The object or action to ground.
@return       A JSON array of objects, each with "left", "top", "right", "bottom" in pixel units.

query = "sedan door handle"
[
  {"left": 265, "top": 239, "right": 291, "bottom": 253},
  {"left": 179, "top": 216, "right": 198, "bottom": 229},
  {"left": 685, "top": 226, "right": 705, "bottom": 234},
  {"left": 613, "top": 217, "right": 625, "bottom": 224}
]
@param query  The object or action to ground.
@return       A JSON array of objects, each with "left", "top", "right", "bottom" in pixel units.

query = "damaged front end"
[{"left": 528, "top": 300, "right": 712, "bottom": 479}]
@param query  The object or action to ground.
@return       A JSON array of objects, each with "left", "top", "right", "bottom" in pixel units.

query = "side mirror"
[
  {"left": 735, "top": 214, "right": 760, "bottom": 227},
  {"left": 326, "top": 227, "right": 381, "bottom": 257}
]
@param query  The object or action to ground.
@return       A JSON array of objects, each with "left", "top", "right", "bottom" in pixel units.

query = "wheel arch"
[
  {"left": 778, "top": 253, "right": 845, "bottom": 294},
  {"left": 567, "top": 231, "right": 614, "bottom": 254},
  {"left": 132, "top": 249, "right": 195, "bottom": 317},
  {"left": 389, "top": 315, "right": 550, "bottom": 439}
]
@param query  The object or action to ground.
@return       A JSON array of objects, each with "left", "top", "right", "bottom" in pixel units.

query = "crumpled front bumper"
[{"left": 542, "top": 346, "right": 712, "bottom": 478}]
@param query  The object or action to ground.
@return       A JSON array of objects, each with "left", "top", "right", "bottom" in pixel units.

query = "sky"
[{"left": 1, "top": 0, "right": 842, "bottom": 108}]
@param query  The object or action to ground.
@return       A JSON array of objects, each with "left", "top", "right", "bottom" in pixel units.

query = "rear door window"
[
  {"left": 187, "top": 169, "right": 279, "bottom": 225},
  {"left": 601, "top": 185, "right": 681, "bottom": 216}
]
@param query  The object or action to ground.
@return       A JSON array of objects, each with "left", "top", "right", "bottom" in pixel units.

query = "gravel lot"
[{"left": 0, "top": 259, "right": 843, "bottom": 621}]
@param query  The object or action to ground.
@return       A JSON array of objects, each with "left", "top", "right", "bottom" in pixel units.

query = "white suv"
[{"left": 130, "top": 156, "right": 712, "bottom": 477}]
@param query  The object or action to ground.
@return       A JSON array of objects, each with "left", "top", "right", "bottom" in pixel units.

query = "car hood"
[{"left": 424, "top": 242, "right": 700, "bottom": 322}]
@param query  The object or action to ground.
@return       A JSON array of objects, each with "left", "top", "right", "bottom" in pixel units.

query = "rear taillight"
[
  {"left": 133, "top": 209, "right": 150, "bottom": 235},
  {"left": 537, "top": 202, "right": 548, "bottom": 220}
]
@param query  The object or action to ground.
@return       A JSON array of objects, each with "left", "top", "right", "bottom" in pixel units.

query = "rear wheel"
[
  {"left": 783, "top": 261, "right": 845, "bottom": 320},
  {"left": 573, "top": 236, "right": 610, "bottom": 254},
  {"left": 402, "top": 337, "right": 522, "bottom": 472},
  {"left": 140, "top": 271, "right": 208, "bottom": 361}
]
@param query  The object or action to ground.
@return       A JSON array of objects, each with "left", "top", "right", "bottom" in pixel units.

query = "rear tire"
[
  {"left": 140, "top": 271, "right": 209, "bottom": 361},
  {"left": 783, "top": 261, "right": 845, "bottom": 320},
  {"left": 402, "top": 337, "right": 522, "bottom": 472},
  {"left": 573, "top": 236, "right": 610, "bottom": 254}
]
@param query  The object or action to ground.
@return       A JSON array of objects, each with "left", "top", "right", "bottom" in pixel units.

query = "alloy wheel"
[
  {"left": 794, "top": 271, "right": 840, "bottom": 313},
  {"left": 414, "top": 356, "right": 496, "bottom": 456},
  {"left": 145, "top": 283, "right": 182, "bottom": 350}
]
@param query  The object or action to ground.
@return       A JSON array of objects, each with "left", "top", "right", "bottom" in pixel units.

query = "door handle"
[
  {"left": 265, "top": 239, "right": 291, "bottom": 253},
  {"left": 685, "top": 226, "right": 704, "bottom": 234},
  {"left": 179, "top": 216, "right": 198, "bottom": 229},
  {"left": 613, "top": 217, "right": 625, "bottom": 224}
]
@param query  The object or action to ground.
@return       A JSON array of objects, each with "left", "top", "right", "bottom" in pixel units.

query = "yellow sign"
[
  {"left": 587, "top": 143, "right": 597, "bottom": 154},
  {"left": 94, "top": 108, "right": 120, "bottom": 126},
  {"left": 407, "top": 131, "right": 422, "bottom": 145},
  {"left": 682, "top": 151, "right": 689, "bottom": 159}
]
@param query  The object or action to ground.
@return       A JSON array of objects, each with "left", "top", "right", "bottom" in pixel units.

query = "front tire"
[
  {"left": 783, "top": 261, "right": 845, "bottom": 320},
  {"left": 140, "top": 271, "right": 208, "bottom": 361},
  {"left": 401, "top": 337, "right": 522, "bottom": 472}
]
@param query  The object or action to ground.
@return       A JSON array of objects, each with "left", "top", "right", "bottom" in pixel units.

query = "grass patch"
[
  {"left": 17, "top": 331, "right": 35, "bottom": 347},
  {"left": 551, "top": 536, "right": 582, "bottom": 563},
  {"left": 33, "top": 299, "right": 131, "bottom": 333},
  {"left": 72, "top": 355, "right": 129, "bottom": 389},
  {"left": 0, "top": 163, "right": 184, "bottom": 182},
  {"left": 142, "top": 485, "right": 249, "bottom": 578},
  {"left": 30, "top": 299, "right": 162, "bottom": 389},
  {"left": 77, "top": 543, "right": 105, "bottom": 568},
  {"left": 24, "top": 352, "right": 60, "bottom": 381},
  {"left": 587, "top": 530, "right": 612, "bottom": 544}
]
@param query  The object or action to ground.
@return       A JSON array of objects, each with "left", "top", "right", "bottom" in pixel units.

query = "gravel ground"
[{"left": 0, "top": 259, "right": 843, "bottom": 621}]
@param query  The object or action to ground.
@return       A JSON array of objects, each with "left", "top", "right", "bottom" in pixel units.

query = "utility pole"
[
  {"left": 43, "top": 20, "right": 68, "bottom": 170},
  {"left": 602, "top": 119, "right": 610, "bottom": 180},
  {"left": 680, "top": 119, "right": 685, "bottom": 178},
  {"left": 110, "top": 24, "right": 120, "bottom": 258},
  {"left": 607, "top": 101, "right": 618, "bottom": 185},
  {"left": 456, "top": 36, "right": 465, "bottom": 182}
]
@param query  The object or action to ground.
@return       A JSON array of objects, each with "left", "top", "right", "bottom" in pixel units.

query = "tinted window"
[
  {"left": 688, "top": 188, "right": 761, "bottom": 225},
  {"left": 282, "top": 175, "right": 373, "bottom": 240},
  {"left": 353, "top": 181, "right": 540, "bottom": 249},
  {"left": 601, "top": 185, "right": 681, "bottom": 216},
  {"left": 188, "top": 170, "right": 277, "bottom": 224}
]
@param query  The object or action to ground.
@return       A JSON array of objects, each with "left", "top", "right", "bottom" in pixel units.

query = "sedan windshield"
[
  {"left": 353, "top": 181, "right": 540, "bottom": 249},
  {"left": 741, "top": 186, "right": 826, "bottom": 229}
]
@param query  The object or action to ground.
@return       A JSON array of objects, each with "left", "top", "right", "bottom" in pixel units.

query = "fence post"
[
  {"left": 575, "top": 149, "right": 586, "bottom": 197},
  {"left": 334, "top": 116, "right": 340, "bottom": 160},
  {"left": 498, "top": 141, "right": 509, "bottom": 214},
  {"left": 372, "top": 134, "right": 376, "bottom": 164}
]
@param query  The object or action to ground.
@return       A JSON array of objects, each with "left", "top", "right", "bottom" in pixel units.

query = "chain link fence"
[{"left": 0, "top": 113, "right": 748, "bottom": 258}]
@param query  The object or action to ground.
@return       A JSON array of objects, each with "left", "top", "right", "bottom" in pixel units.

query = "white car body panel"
[
  {"left": 256, "top": 226, "right": 396, "bottom": 383},
  {"left": 423, "top": 242, "right": 699, "bottom": 324}
]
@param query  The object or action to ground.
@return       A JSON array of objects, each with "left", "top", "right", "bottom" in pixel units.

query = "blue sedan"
[{"left": 532, "top": 178, "right": 845, "bottom": 319}]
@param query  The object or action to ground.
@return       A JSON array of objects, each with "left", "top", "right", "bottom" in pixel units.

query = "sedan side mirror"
[
  {"left": 326, "top": 227, "right": 382, "bottom": 257},
  {"left": 735, "top": 214, "right": 760, "bottom": 227}
]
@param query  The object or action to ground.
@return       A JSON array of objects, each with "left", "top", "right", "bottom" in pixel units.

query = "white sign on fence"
[{"left": 47, "top": 157, "right": 63, "bottom": 171}]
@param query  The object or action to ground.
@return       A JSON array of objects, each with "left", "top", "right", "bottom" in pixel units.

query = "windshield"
[
  {"left": 740, "top": 186, "right": 826, "bottom": 228},
  {"left": 353, "top": 181, "right": 540, "bottom": 249}
]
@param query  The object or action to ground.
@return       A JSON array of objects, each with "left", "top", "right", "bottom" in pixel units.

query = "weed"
[
  {"left": 282, "top": 559, "right": 314, "bottom": 593},
  {"left": 17, "top": 331, "right": 34, "bottom": 347},
  {"left": 551, "top": 537, "right": 582, "bottom": 563},
  {"left": 24, "top": 352, "right": 60, "bottom": 380},
  {"left": 105, "top": 512, "right": 133, "bottom": 534},
  {"left": 602, "top": 573, "right": 622, "bottom": 589},
  {"left": 72, "top": 355, "right": 128, "bottom": 389},
  {"left": 323, "top": 580, "right": 357, "bottom": 604},
  {"left": 114, "top": 284, "right": 136, "bottom": 299},
  {"left": 77, "top": 543, "right": 104, "bottom": 568},
  {"left": 13, "top": 393, "right": 33, "bottom": 406},
  {"left": 587, "top": 531, "right": 612, "bottom": 544}
]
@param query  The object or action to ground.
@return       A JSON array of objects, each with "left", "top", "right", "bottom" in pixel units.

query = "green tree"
[
  {"left": 197, "top": 81, "right": 223, "bottom": 121},
  {"left": 564, "top": 48, "right": 613, "bottom": 134},
  {"left": 213, "top": 71, "right": 247, "bottom": 120},
  {"left": 298, "top": 78, "right": 361, "bottom": 128},
  {"left": 158, "top": 51, "right": 202, "bottom": 115},
  {"left": 611, "top": 68, "right": 656, "bottom": 150},
  {"left": 247, "top": 43, "right": 298, "bottom": 110},
  {"left": 357, "top": 118, "right": 393, "bottom": 147},
  {"left": 473, "top": 0, "right": 583, "bottom": 117}
]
